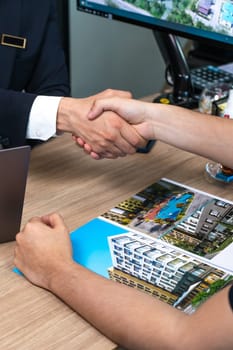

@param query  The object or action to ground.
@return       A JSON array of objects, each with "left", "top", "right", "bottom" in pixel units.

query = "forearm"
[
  {"left": 148, "top": 103, "right": 233, "bottom": 168},
  {"left": 49, "top": 263, "right": 233, "bottom": 350},
  {"left": 49, "top": 261, "right": 187, "bottom": 350},
  {"left": 88, "top": 97, "right": 233, "bottom": 165}
]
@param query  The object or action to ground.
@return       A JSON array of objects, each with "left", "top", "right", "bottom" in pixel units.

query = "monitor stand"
[{"left": 153, "top": 30, "right": 198, "bottom": 109}]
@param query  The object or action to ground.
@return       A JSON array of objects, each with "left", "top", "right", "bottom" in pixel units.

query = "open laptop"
[{"left": 0, "top": 146, "right": 30, "bottom": 243}]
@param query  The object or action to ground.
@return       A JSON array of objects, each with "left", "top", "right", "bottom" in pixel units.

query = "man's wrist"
[
  {"left": 48, "top": 260, "right": 77, "bottom": 293},
  {"left": 57, "top": 97, "right": 76, "bottom": 134}
]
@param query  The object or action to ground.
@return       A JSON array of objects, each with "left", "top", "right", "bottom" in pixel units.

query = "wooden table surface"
[{"left": 1, "top": 130, "right": 233, "bottom": 350}]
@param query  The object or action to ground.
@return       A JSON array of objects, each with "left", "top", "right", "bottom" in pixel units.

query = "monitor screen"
[
  {"left": 77, "top": 0, "right": 233, "bottom": 47},
  {"left": 77, "top": 0, "right": 233, "bottom": 107}
]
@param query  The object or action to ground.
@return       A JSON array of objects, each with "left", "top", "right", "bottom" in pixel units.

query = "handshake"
[{"left": 56, "top": 89, "right": 156, "bottom": 160}]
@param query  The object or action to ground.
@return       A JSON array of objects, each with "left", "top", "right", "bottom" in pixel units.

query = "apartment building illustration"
[
  {"left": 162, "top": 199, "right": 233, "bottom": 258},
  {"left": 107, "top": 231, "right": 229, "bottom": 312}
]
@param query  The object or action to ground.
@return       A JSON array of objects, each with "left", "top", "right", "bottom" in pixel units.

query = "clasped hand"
[{"left": 57, "top": 89, "right": 147, "bottom": 160}]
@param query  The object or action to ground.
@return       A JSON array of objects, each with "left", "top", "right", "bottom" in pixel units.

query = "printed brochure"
[{"left": 70, "top": 178, "right": 233, "bottom": 314}]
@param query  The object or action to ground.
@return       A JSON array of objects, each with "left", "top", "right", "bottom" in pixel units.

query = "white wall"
[{"left": 68, "top": 0, "right": 166, "bottom": 99}]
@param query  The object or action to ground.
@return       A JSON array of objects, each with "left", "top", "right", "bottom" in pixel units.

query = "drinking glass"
[{"left": 205, "top": 163, "right": 233, "bottom": 183}]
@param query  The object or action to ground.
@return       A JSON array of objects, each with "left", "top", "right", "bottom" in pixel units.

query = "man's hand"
[
  {"left": 88, "top": 97, "right": 155, "bottom": 140},
  {"left": 14, "top": 213, "right": 73, "bottom": 290},
  {"left": 57, "top": 89, "right": 146, "bottom": 159},
  {"left": 74, "top": 97, "right": 155, "bottom": 159}
]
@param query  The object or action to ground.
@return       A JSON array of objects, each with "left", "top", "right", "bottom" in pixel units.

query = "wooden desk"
[{"left": 1, "top": 132, "right": 233, "bottom": 350}]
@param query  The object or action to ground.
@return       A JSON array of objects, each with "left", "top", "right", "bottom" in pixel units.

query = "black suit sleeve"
[
  {"left": 0, "top": 89, "right": 36, "bottom": 148},
  {"left": 0, "top": 0, "right": 70, "bottom": 148}
]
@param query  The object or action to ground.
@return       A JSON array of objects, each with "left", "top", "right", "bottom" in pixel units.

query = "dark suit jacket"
[{"left": 0, "top": 0, "right": 70, "bottom": 147}]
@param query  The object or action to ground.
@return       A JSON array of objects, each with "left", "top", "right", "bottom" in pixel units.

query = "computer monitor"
[{"left": 77, "top": 0, "right": 233, "bottom": 108}]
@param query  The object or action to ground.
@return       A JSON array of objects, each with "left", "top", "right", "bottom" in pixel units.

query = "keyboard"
[{"left": 191, "top": 65, "right": 233, "bottom": 92}]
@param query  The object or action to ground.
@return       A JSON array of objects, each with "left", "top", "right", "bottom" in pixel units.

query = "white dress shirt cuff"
[{"left": 26, "top": 96, "right": 62, "bottom": 141}]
